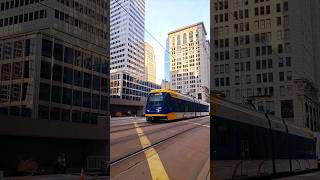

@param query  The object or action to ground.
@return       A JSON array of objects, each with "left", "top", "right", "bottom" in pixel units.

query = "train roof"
[{"left": 212, "top": 95, "right": 314, "bottom": 139}]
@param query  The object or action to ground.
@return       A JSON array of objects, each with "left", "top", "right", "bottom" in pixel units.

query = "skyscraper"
[
  {"left": 0, "top": 0, "right": 109, "bottom": 174},
  {"left": 164, "top": 37, "right": 170, "bottom": 81},
  {"left": 110, "top": 0, "right": 160, "bottom": 104},
  {"left": 144, "top": 42, "right": 156, "bottom": 84},
  {"left": 110, "top": 0, "right": 145, "bottom": 78},
  {"left": 169, "top": 22, "right": 210, "bottom": 102},
  {"left": 211, "top": 0, "right": 320, "bottom": 130}
]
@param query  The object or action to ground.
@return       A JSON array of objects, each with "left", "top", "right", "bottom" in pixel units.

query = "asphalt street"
[{"left": 110, "top": 116, "right": 210, "bottom": 180}]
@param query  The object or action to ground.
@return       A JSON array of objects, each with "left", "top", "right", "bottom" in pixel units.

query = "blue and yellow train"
[
  {"left": 145, "top": 89, "right": 209, "bottom": 121},
  {"left": 211, "top": 95, "right": 318, "bottom": 179}
]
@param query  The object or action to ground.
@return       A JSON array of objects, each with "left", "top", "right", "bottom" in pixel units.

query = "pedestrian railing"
[{"left": 86, "top": 156, "right": 108, "bottom": 175}]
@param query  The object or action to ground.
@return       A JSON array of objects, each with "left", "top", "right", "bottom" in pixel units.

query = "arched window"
[
  {"left": 183, "top": 33, "right": 187, "bottom": 44},
  {"left": 189, "top": 31, "right": 193, "bottom": 42},
  {"left": 177, "top": 35, "right": 181, "bottom": 46}
]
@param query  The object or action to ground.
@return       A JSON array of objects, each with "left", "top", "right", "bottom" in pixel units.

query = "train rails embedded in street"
[
  {"left": 110, "top": 117, "right": 209, "bottom": 147},
  {"left": 110, "top": 116, "right": 210, "bottom": 179},
  {"left": 110, "top": 116, "right": 208, "bottom": 134}
]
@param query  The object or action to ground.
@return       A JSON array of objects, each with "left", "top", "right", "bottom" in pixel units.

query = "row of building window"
[
  {"left": 41, "top": 39, "right": 107, "bottom": 74},
  {"left": 234, "top": 22, "right": 250, "bottom": 33},
  {"left": 217, "top": 86, "right": 293, "bottom": 103},
  {"left": 256, "top": 59, "right": 273, "bottom": 70},
  {"left": 215, "top": 16, "right": 289, "bottom": 39},
  {"left": 40, "top": 61, "right": 108, "bottom": 92},
  {"left": 55, "top": 0, "right": 107, "bottom": 24},
  {"left": 0, "top": 0, "right": 44, "bottom": 12},
  {"left": 215, "top": 77, "right": 231, "bottom": 87},
  {"left": 256, "top": 73, "right": 273, "bottom": 83},
  {"left": 215, "top": 70, "right": 292, "bottom": 88},
  {"left": 214, "top": 56, "right": 291, "bottom": 74},
  {"left": 171, "top": 31, "right": 199, "bottom": 47},
  {"left": 39, "top": 82, "right": 108, "bottom": 110},
  {"left": 0, "top": 9, "right": 46, "bottom": 28},
  {"left": 235, "top": 62, "right": 251, "bottom": 72},
  {"left": 54, "top": 9, "right": 107, "bottom": 40},
  {"left": 1, "top": 61, "right": 30, "bottom": 81},
  {"left": 305, "top": 102, "right": 320, "bottom": 131},
  {"left": 0, "top": 83, "right": 30, "bottom": 103},
  {"left": 215, "top": 44, "right": 290, "bottom": 62},
  {"left": 0, "top": 39, "right": 34, "bottom": 60},
  {"left": 214, "top": 64, "right": 230, "bottom": 75},
  {"left": 254, "top": 5, "right": 271, "bottom": 16},
  {"left": 38, "top": 105, "right": 101, "bottom": 124}
]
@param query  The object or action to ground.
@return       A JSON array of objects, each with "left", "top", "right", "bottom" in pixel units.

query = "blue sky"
[{"left": 145, "top": 0, "right": 210, "bottom": 84}]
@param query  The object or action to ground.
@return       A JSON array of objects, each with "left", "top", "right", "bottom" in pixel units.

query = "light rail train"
[
  {"left": 211, "top": 95, "right": 317, "bottom": 179},
  {"left": 145, "top": 89, "right": 209, "bottom": 121}
]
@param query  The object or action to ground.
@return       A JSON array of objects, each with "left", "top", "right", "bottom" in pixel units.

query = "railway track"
[
  {"left": 110, "top": 116, "right": 209, "bottom": 146},
  {"left": 110, "top": 117, "right": 210, "bottom": 166},
  {"left": 110, "top": 115, "right": 209, "bottom": 133}
]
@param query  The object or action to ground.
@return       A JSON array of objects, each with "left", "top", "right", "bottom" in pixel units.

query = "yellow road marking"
[{"left": 134, "top": 122, "right": 170, "bottom": 180}]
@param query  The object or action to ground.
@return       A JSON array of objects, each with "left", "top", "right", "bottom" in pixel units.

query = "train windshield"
[{"left": 147, "top": 93, "right": 165, "bottom": 107}]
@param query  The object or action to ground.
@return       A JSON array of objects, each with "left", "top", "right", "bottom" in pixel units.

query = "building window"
[
  {"left": 256, "top": 47, "right": 260, "bottom": 56},
  {"left": 284, "top": 15, "right": 289, "bottom": 25},
  {"left": 52, "top": 64, "right": 62, "bottom": 82},
  {"left": 41, "top": 39, "right": 52, "bottom": 58},
  {"left": 277, "top": 30, "right": 282, "bottom": 40},
  {"left": 51, "top": 86, "right": 62, "bottom": 103},
  {"left": 64, "top": 46, "right": 74, "bottom": 64},
  {"left": 277, "top": 17, "right": 281, "bottom": 26},
  {"left": 63, "top": 67, "right": 73, "bottom": 84},
  {"left": 287, "top": 71, "right": 292, "bottom": 81},
  {"left": 278, "top": 44, "right": 283, "bottom": 54},
  {"left": 255, "top": 8, "right": 259, "bottom": 16},
  {"left": 281, "top": 100, "right": 294, "bottom": 118},
  {"left": 256, "top": 61, "right": 261, "bottom": 70},
  {"left": 260, "top": 6, "right": 264, "bottom": 15},
  {"left": 54, "top": 43, "right": 63, "bottom": 61},
  {"left": 268, "top": 73, "right": 273, "bottom": 82},
  {"left": 226, "top": 77, "right": 230, "bottom": 86},
  {"left": 279, "top": 72, "right": 284, "bottom": 81},
  {"left": 286, "top": 57, "right": 291, "bottom": 67},
  {"left": 276, "top": 3, "right": 281, "bottom": 12},
  {"left": 268, "top": 59, "right": 273, "bottom": 68},
  {"left": 183, "top": 33, "right": 187, "bottom": 44},
  {"left": 62, "top": 88, "right": 72, "bottom": 105},
  {"left": 215, "top": 78, "right": 219, "bottom": 87},
  {"left": 39, "top": 83, "right": 50, "bottom": 101},
  {"left": 284, "top": 1, "right": 288, "bottom": 11},
  {"left": 235, "top": 63, "right": 239, "bottom": 72},
  {"left": 266, "top": 5, "right": 270, "bottom": 14},
  {"left": 40, "top": 61, "right": 51, "bottom": 79}
]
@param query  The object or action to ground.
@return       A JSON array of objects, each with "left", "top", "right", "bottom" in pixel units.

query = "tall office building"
[
  {"left": 110, "top": 0, "right": 145, "bottom": 78},
  {"left": 110, "top": 0, "right": 160, "bottom": 104},
  {"left": 164, "top": 37, "right": 170, "bottom": 81},
  {"left": 169, "top": 22, "right": 210, "bottom": 102},
  {"left": 144, "top": 42, "right": 156, "bottom": 84},
  {"left": 211, "top": 0, "right": 320, "bottom": 130},
  {"left": 0, "top": 0, "right": 109, "bottom": 175}
]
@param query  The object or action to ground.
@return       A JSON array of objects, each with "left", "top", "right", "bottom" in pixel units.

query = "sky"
[{"left": 145, "top": 0, "right": 210, "bottom": 85}]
